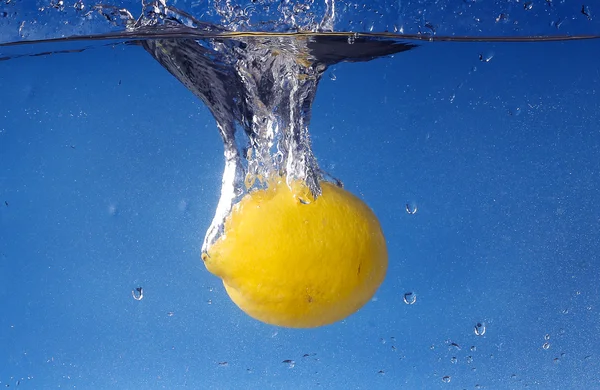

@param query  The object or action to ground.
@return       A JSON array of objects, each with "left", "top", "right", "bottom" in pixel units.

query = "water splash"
[{"left": 134, "top": 7, "right": 417, "bottom": 250}]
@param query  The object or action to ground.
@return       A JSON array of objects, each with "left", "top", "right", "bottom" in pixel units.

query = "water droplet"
[
  {"left": 470, "top": 346, "right": 477, "bottom": 352},
  {"left": 553, "top": 357, "right": 560, "bottom": 363},
  {"left": 403, "top": 292, "right": 417, "bottom": 305},
  {"left": 542, "top": 342, "right": 550, "bottom": 350},
  {"left": 380, "top": 338, "right": 386, "bottom": 345},
  {"left": 282, "top": 359, "right": 295, "bottom": 368},
  {"left": 218, "top": 361, "right": 228, "bottom": 366},
  {"left": 478, "top": 52, "right": 494, "bottom": 63},
  {"left": 132, "top": 287, "right": 143, "bottom": 301},
  {"left": 378, "top": 370, "right": 385, "bottom": 375},
  {"left": 329, "top": 72, "right": 337, "bottom": 81},
  {"left": 562, "top": 308, "right": 569, "bottom": 314},
  {"left": 430, "top": 345, "right": 435, "bottom": 350},
  {"left": 495, "top": 13, "right": 509, "bottom": 23},
  {"left": 450, "top": 356, "right": 457, "bottom": 364},
  {"left": 544, "top": 334, "right": 550, "bottom": 341},
  {"left": 508, "top": 106, "right": 522, "bottom": 116},
  {"left": 405, "top": 202, "right": 418, "bottom": 215},
  {"left": 523, "top": 2, "right": 533, "bottom": 10},
  {"left": 207, "top": 299, "right": 212, "bottom": 305},
  {"left": 442, "top": 375, "right": 451, "bottom": 383},
  {"left": 474, "top": 322, "right": 486, "bottom": 336},
  {"left": 347, "top": 35, "right": 355, "bottom": 45},
  {"left": 581, "top": 5, "right": 592, "bottom": 20},
  {"left": 167, "top": 311, "right": 174, "bottom": 317}
]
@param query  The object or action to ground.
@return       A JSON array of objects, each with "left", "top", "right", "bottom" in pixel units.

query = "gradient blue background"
[{"left": 1, "top": 4, "right": 600, "bottom": 389}]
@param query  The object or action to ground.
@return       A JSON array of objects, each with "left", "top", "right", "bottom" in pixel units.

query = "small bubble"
[
  {"left": 132, "top": 287, "right": 143, "bottom": 301},
  {"left": 380, "top": 338, "right": 386, "bottom": 345},
  {"left": 553, "top": 357, "right": 560, "bottom": 363},
  {"left": 581, "top": 5, "right": 592, "bottom": 20},
  {"left": 403, "top": 292, "right": 417, "bottom": 305},
  {"left": 478, "top": 52, "right": 494, "bottom": 63},
  {"left": 544, "top": 334, "right": 550, "bottom": 341},
  {"left": 495, "top": 13, "right": 509, "bottom": 23},
  {"left": 450, "top": 357, "right": 457, "bottom": 364},
  {"left": 473, "top": 322, "right": 485, "bottom": 336},
  {"left": 405, "top": 202, "right": 418, "bottom": 215},
  {"left": 523, "top": 2, "right": 533, "bottom": 10},
  {"left": 562, "top": 308, "right": 569, "bottom": 314},
  {"left": 442, "top": 375, "right": 451, "bottom": 383},
  {"left": 282, "top": 359, "right": 295, "bottom": 368},
  {"left": 167, "top": 311, "right": 174, "bottom": 317},
  {"left": 474, "top": 322, "right": 486, "bottom": 336},
  {"left": 207, "top": 299, "right": 212, "bottom": 305},
  {"left": 378, "top": 370, "right": 385, "bottom": 375},
  {"left": 542, "top": 342, "right": 550, "bottom": 350},
  {"left": 508, "top": 107, "right": 522, "bottom": 116},
  {"left": 430, "top": 345, "right": 435, "bottom": 350},
  {"left": 470, "top": 346, "right": 477, "bottom": 352},
  {"left": 466, "top": 356, "right": 473, "bottom": 364}
]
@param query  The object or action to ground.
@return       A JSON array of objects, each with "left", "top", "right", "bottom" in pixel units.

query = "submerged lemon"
[{"left": 202, "top": 179, "right": 387, "bottom": 328}]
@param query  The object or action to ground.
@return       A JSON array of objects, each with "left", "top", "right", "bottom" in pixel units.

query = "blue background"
[{"left": 1, "top": 3, "right": 600, "bottom": 389}]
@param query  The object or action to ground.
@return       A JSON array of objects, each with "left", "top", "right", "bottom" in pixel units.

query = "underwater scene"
[{"left": 1, "top": 0, "right": 599, "bottom": 388}]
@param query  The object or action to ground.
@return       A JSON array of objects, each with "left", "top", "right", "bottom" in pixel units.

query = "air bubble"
[
  {"left": 132, "top": 287, "right": 143, "bottom": 301},
  {"left": 450, "top": 356, "right": 457, "bottom": 364},
  {"left": 466, "top": 356, "right": 473, "bottom": 364},
  {"left": 442, "top": 375, "right": 451, "bottom": 383},
  {"left": 474, "top": 322, "right": 486, "bottom": 336},
  {"left": 282, "top": 359, "right": 295, "bottom": 368},
  {"left": 405, "top": 202, "right": 418, "bottom": 215},
  {"left": 470, "top": 345, "right": 477, "bottom": 352},
  {"left": 403, "top": 292, "right": 417, "bottom": 305},
  {"left": 478, "top": 52, "right": 494, "bottom": 63},
  {"left": 544, "top": 334, "right": 550, "bottom": 341},
  {"left": 542, "top": 342, "right": 550, "bottom": 350}
]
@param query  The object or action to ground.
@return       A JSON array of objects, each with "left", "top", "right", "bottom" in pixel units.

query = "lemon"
[{"left": 202, "top": 178, "right": 387, "bottom": 328}]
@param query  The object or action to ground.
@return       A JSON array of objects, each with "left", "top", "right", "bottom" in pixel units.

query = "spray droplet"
[
  {"left": 474, "top": 322, "right": 486, "bottom": 336},
  {"left": 403, "top": 292, "right": 417, "bottom": 305}
]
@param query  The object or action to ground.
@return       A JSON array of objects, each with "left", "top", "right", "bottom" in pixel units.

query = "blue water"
[{"left": 1, "top": 15, "right": 600, "bottom": 390}]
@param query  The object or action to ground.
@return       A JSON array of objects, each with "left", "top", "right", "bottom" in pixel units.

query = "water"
[{"left": 1, "top": 1, "right": 600, "bottom": 389}]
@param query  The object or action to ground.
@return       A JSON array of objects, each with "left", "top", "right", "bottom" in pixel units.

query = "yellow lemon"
[{"left": 202, "top": 179, "right": 387, "bottom": 328}]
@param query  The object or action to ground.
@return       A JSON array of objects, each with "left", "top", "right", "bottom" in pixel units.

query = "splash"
[{"left": 134, "top": 5, "right": 416, "bottom": 249}]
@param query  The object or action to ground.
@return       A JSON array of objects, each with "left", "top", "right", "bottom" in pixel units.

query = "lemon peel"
[{"left": 202, "top": 178, "right": 387, "bottom": 328}]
